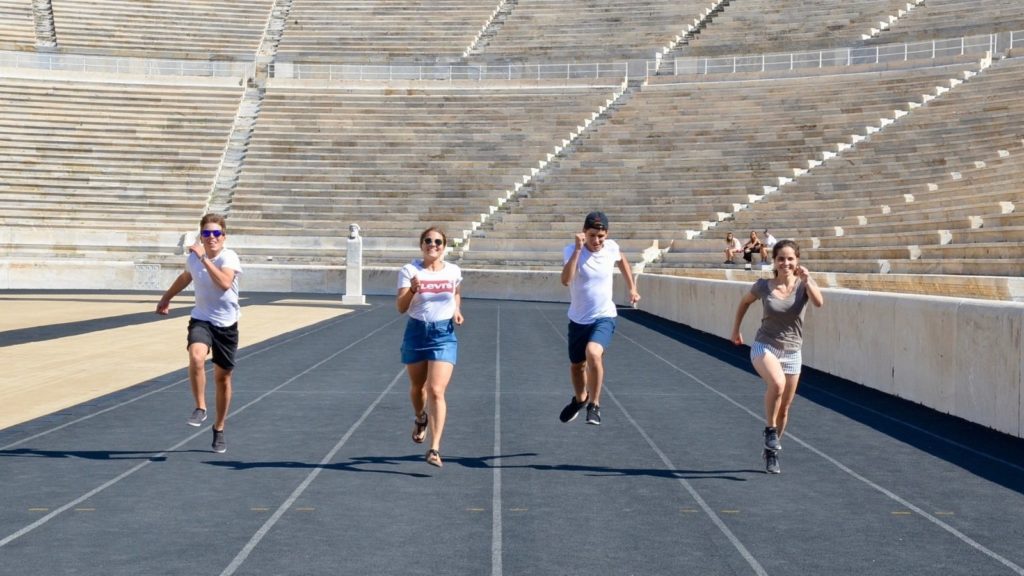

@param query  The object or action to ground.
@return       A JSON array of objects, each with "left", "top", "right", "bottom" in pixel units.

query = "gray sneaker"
[
  {"left": 763, "top": 449, "right": 780, "bottom": 474},
  {"left": 187, "top": 408, "right": 207, "bottom": 427},
  {"left": 212, "top": 428, "right": 226, "bottom": 453},
  {"left": 586, "top": 403, "right": 601, "bottom": 425},
  {"left": 764, "top": 427, "right": 781, "bottom": 451}
]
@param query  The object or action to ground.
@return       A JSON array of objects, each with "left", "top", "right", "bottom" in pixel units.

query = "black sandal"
[
  {"left": 425, "top": 449, "right": 442, "bottom": 468},
  {"left": 412, "top": 412, "right": 428, "bottom": 444}
]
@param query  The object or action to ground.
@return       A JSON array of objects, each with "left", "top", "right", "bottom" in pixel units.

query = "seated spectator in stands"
[
  {"left": 742, "top": 231, "right": 764, "bottom": 269},
  {"left": 724, "top": 232, "right": 743, "bottom": 264},
  {"left": 760, "top": 230, "right": 778, "bottom": 262}
]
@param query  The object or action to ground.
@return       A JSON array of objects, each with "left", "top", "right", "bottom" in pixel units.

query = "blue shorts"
[
  {"left": 401, "top": 317, "right": 458, "bottom": 365},
  {"left": 567, "top": 317, "right": 616, "bottom": 364},
  {"left": 750, "top": 341, "right": 802, "bottom": 375}
]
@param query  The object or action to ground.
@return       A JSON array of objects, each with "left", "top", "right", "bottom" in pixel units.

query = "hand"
[
  {"left": 574, "top": 232, "right": 586, "bottom": 250},
  {"left": 795, "top": 265, "right": 810, "bottom": 281},
  {"left": 409, "top": 276, "right": 421, "bottom": 294},
  {"left": 188, "top": 241, "right": 206, "bottom": 260},
  {"left": 453, "top": 310, "right": 464, "bottom": 326},
  {"left": 731, "top": 331, "right": 744, "bottom": 346},
  {"left": 629, "top": 290, "right": 641, "bottom": 307},
  {"left": 155, "top": 298, "right": 170, "bottom": 315}
]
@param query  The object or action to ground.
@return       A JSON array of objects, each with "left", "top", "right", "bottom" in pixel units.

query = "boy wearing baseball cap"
[{"left": 559, "top": 211, "right": 641, "bottom": 425}]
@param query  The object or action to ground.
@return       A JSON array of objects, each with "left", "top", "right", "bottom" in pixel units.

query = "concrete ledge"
[
  {"left": 0, "top": 65, "right": 245, "bottom": 87},
  {"left": 266, "top": 77, "right": 623, "bottom": 91},
  {"left": 637, "top": 273, "right": 1024, "bottom": 439}
]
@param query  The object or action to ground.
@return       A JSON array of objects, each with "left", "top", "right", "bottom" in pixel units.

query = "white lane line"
[
  {"left": 633, "top": 321, "right": 1024, "bottom": 475},
  {"left": 605, "top": 387, "right": 768, "bottom": 576},
  {"left": 617, "top": 330, "right": 1024, "bottom": 576},
  {"left": 492, "top": 306, "right": 503, "bottom": 576},
  {"left": 219, "top": 368, "right": 406, "bottom": 576},
  {"left": 0, "top": 314, "right": 402, "bottom": 549},
  {"left": 0, "top": 307, "right": 376, "bottom": 451},
  {"left": 538, "top": 308, "right": 768, "bottom": 576}
]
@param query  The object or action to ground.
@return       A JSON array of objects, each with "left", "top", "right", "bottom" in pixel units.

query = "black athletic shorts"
[{"left": 187, "top": 318, "right": 239, "bottom": 370}]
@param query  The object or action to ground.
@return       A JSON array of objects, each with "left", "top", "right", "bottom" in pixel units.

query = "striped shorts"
[{"left": 750, "top": 341, "right": 802, "bottom": 375}]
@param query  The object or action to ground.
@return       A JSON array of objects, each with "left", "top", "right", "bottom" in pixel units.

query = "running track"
[{"left": 1, "top": 295, "right": 1022, "bottom": 575}]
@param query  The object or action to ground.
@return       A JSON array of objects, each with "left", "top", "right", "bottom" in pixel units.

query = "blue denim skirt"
[{"left": 401, "top": 317, "right": 458, "bottom": 365}]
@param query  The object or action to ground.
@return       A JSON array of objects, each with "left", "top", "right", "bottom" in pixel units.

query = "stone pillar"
[{"left": 342, "top": 223, "right": 367, "bottom": 305}]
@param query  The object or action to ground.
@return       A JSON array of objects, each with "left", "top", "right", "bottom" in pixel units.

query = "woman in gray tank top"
[{"left": 730, "top": 240, "right": 824, "bottom": 474}]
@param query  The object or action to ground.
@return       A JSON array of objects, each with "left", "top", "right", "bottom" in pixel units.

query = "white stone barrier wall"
[{"left": 637, "top": 273, "right": 1024, "bottom": 439}]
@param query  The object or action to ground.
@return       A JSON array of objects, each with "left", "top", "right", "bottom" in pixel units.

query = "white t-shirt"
[
  {"left": 563, "top": 239, "right": 621, "bottom": 325},
  {"left": 187, "top": 248, "right": 242, "bottom": 327},
  {"left": 397, "top": 260, "right": 462, "bottom": 322},
  {"left": 764, "top": 233, "right": 778, "bottom": 248}
]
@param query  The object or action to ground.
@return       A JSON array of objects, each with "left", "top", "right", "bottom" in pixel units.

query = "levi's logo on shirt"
[{"left": 418, "top": 280, "right": 454, "bottom": 294}]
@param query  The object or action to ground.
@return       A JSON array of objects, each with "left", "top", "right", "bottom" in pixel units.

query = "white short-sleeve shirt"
[
  {"left": 187, "top": 248, "right": 242, "bottom": 327},
  {"left": 563, "top": 240, "right": 621, "bottom": 325},
  {"left": 397, "top": 260, "right": 462, "bottom": 322}
]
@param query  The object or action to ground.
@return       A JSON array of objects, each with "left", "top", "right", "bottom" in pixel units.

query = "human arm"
[
  {"left": 616, "top": 254, "right": 641, "bottom": 306},
  {"left": 453, "top": 284, "right": 464, "bottom": 325},
  {"left": 560, "top": 233, "right": 585, "bottom": 286},
  {"left": 731, "top": 290, "right": 758, "bottom": 345},
  {"left": 188, "top": 242, "right": 236, "bottom": 291},
  {"left": 204, "top": 259, "right": 237, "bottom": 291},
  {"left": 796, "top": 266, "right": 824, "bottom": 308},
  {"left": 396, "top": 274, "right": 420, "bottom": 314},
  {"left": 156, "top": 271, "right": 193, "bottom": 315}
]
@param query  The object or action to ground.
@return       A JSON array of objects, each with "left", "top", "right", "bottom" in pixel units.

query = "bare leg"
[
  {"left": 407, "top": 361, "right": 429, "bottom": 443},
  {"left": 188, "top": 343, "right": 209, "bottom": 411},
  {"left": 752, "top": 352, "right": 786, "bottom": 428},
  {"left": 212, "top": 364, "right": 232, "bottom": 431},
  {"left": 407, "top": 361, "right": 428, "bottom": 418},
  {"left": 776, "top": 374, "right": 802, "bottom": 439},
  {"left": 425, "top": 361, "right": 455, "bottom": 455},
  {"left": 569, "top": 361, "right": 587, "bottom": 402},
  {"left": 584, "top": 342, "right": 606, "bottom": 406}
]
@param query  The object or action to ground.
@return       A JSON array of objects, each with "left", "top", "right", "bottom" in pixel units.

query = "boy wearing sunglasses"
[
  {"left": 156, "top": 214, "right": 242, "bottom": 453},
  {"left": 559, "top": 211, "right": 640, "bottom": 425}
]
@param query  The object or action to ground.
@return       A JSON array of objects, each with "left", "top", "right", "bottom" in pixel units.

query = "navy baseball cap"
[{"left": 584, "top": 211, "right": 609, "bottom": 230}]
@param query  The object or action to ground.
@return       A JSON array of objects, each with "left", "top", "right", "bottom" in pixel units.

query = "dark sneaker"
[
  {"left": 187, "top": 408, "right": 207, "bottom": 427},
  {"left": 764, "top": 426, "right": 781, "bottom": 451},
  {"left": 212, "top": 428, "right": 226, "bottom": 453},
  {"left": 559, "top": 394, "right": 588, "bottom": 423},
  {"left": 586, "top": 403, "right": 601, "bottom": 425},
  {"left": 763, "top": 449, "right": 780, "bottom": 474}
]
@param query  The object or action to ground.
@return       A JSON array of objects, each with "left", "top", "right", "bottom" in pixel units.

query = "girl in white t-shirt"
[{"left": 396, "top": 227, "right": 464, "bottom": 468}]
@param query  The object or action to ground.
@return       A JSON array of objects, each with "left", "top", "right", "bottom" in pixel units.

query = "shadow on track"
[
  {"left": 205, "top": 451, "right": 760, "bottom": 481},
  {"left": 0, "top": 447, "right": 208, "bottom": 461}
]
